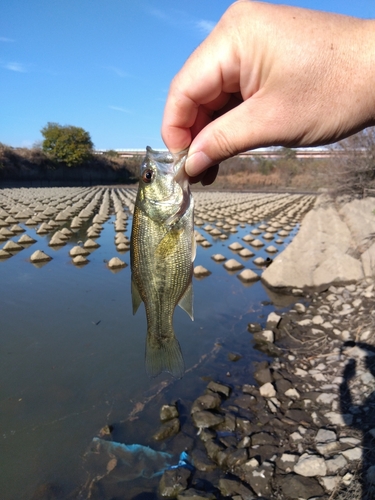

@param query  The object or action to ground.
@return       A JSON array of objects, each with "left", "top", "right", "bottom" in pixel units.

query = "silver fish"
[{"left": 130, "top": 147, "right": 195, "bottom": 378}]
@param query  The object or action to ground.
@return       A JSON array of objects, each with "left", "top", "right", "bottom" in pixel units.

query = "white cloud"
[
  {"left": 195, "top": 19, "right": 216, "bottom": 36},
  {"left": 0, "top": 37, "right": 14, "bottom": 42},
  {"left": 4, "top": 62, "right": 27, "bottom": 72},
  {"left": 109, "top": 105, "right": 132, "bottom": 113}
]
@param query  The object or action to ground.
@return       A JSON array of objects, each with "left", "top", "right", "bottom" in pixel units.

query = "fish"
[{"left": 130, "top": 146, "right": 195, "bottom": 378}]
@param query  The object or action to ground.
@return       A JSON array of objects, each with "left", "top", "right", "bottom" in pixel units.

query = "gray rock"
[
  {"left": 191, "top": 449, "right": 217, "bottom": 472},
  {"left": 253, "top": 367, "right": 273, "bottom": 386},
  {"left": 218, "top": 478, "right": 255, "bottom": 499},
  {"left": 159, "top": 467, "right": 191, "bottom": 497},
  {"left": 153, "top": 417, "right": 180, "bottom": 441},
  {"left": 325, "top": 454, "right": 347, "bottom": 474},
  {"left": 276, "top": 453, "right": 299, "bottom": 473},
  {"left": 259, "top": 383, "right": 276, "bottom": 398},
  {"left": 191, "top": 393, "right": 222, "bottom": 413},
  {"left": 266, "top": 312, "right": 281, "bottom": 329},
  {"left": 207, "top": 381, "right": 231, "bottom": 398},
  {"left": 192, "top": 411, "right": 224, "bottom": 430},
  {"left": 177, "top": 488, "right": 216, "bottom": 499},
  {"left": 242, "top": 462, "right": 274, "bottom": 497},
  {"left": 277, "top": 474, "right": 325, "bottom": 499},
  {"left": 294, "top": 454, "right": 327, "bottom": 477},
  {"left": 160, "top": 404, "right": 179, "bottom": 422}
]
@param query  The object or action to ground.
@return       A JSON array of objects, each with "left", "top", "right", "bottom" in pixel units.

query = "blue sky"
[{"left": 1, "top": 0, "right": 374, "bottom": 151}]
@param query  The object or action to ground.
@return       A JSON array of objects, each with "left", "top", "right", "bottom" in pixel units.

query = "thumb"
[{"left": 185, "top": 94, "right": 284, "bottom": 177}]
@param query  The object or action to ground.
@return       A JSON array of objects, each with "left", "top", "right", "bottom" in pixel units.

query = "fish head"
[{"left": 136, "top": 146, "right": 191, "bottom": 225}]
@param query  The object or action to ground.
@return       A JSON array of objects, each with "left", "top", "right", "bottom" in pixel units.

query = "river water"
[{"left": 0, "top": 187, "right": 311, "bottom": 499}]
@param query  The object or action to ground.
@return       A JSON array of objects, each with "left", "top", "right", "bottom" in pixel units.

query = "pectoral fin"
[
  {"left": 131, "top": 277, "right": 143, "bottom": 315},
  {"left": 178, "top": 282, "right": 194, "bottom": 320}
]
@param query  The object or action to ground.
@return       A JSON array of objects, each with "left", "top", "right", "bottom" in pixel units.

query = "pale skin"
[{"left": 161, "top": 0, "right": 375, "bottom": 185}]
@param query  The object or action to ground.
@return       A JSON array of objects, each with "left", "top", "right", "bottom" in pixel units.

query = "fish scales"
[{"left": 130, "top": 147, "right": 195, "bottom": 378}]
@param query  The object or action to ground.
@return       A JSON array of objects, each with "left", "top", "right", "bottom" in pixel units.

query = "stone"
[
  {"left": 294, "top": 453, "right": 327, "bottom": 477},
  {"left": 177, "top": 488, "right": 216, "bottom": 499},
  {"left": 341, "top": 447, "right": 362, "bottom": 461},
  {"left": 160, "top": 404, "right": 179, "bottom": 422},
  {"left": 191, "top": 393, "right": 221, "bottom": 413},
  {"left": 211, "top": 254, "right": 226, "bottom": 262},
  {"left": 224, "top": 259, "right": 244, "bottom": 271},
  {"left": 265, "top": 245, "right": 278, "bottom": 253},
  {"left": 159, "top": 467, "right": 191, "bottom": 497},
  {"left": 107, "top": 257, "right": 126, "bottom": 269},
  {"left": 191, "top": 449, "right": 217, "bottom": 472},
  {"left": 218, "top": 478, "right": 254, "bottom": 499},
  {"left": 3, "top": 240, "right": 23, "bottom": 252},
  {"left": 72, "top": 255, "right": 89, "bottom": 265},
  {"left": 315, "top": 429, "right": 337, "bottom": 444},
  {"left": 84, "top": 238, "right": 100, "bottom": 248},
  {"left": 0, "top": 249, "right": 11, "bottom": 259},
  {"left": 238, "top": 248, "right": 254, "bottom": 258},
  {"left": 237, "top": 269, "right": 259, "bottom": 282},
  {"left": 259, "top": 382, "right": 276, "bottom": 398},
  {"left": 253, "top": 367, "right": 273, "bottom": 386},
  {"left": 277, "top": 474, "right": 325, "bottom": 499},
  {"left": 242, "top": 462, "right": 274, "bottom": 497},
  {"left": 194, "top": 265, "right": 211, "bottom": 277},
  {"left": 30, "top": 250, "right": 52, "bottom": 263},
  {"left": 191, "top": 410, "right": 224, "bottom": 430},
  {"left": 266, "top": 312, "right": 281, "bottom": 329},
  {"left": 325, "top": 455, "right": 347, "bottom": 474},
  {"left": 207, "top": 381, "right": 231, "bottom": 397},
  {"left": 250, "top": 238, "right": 264, "bottom": 247},
  {"left": 229, "top": 242, "right": 243, "bottom": 251},
  {"left": 153, "top": 417, "right": 180, "bottom": 441},
  {"left": 18, "top": 234, "right": 36, "bottom": 245},
  {"left": 276, "top": 453, "right": 299, "bottom": 473},
  {"left": 69, "top": 245, "right": 89, "bottom": 257}
]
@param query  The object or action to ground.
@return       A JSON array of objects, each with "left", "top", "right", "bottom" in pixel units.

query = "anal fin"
[
  {"left": 131, "top": 277, "right": 143, "bottom": 315},
  {"left": 178, "top": 282, "right": 194, "bottom": 320}
]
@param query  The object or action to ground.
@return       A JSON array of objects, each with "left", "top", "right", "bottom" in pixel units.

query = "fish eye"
[{"left": 142, "top": 169, "right": 154, "bottom": 184}]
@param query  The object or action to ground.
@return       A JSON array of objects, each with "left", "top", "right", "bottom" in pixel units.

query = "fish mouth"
[{"left": 145, "top": 146, "right": 188, "bottom": 177}]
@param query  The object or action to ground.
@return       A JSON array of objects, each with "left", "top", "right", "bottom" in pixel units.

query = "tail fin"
[{"left": 145, "top": 336, "right": 185, "bottom": 379}]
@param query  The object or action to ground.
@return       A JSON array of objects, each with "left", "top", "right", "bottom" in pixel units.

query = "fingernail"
[{"left": 185, "top": 151, "right": 212, "bottom": 177}]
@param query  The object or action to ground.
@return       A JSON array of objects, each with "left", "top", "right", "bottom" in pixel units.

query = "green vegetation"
[{"left": 41, "top": 123, "right": 94, "bottom": 167}]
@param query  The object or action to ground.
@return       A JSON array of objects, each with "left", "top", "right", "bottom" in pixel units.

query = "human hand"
[{"left": 162, "top": 1, "right": 375, "bottom": 184}]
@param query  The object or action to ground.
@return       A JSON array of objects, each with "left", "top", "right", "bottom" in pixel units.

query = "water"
[{"left": 0, "top": 187, "right": 313, "bottom": 499}]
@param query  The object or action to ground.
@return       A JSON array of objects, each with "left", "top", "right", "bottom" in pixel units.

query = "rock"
[
  {"left": 194, "top": 265, "right": 211, "bottom": 277},
  {"left": 159, "top": 467, "right": 191, "bottom": 497},
  {"left": 237, "top": 269, "right": 259, "bottom": 283},
  {"left": 315, "top": 428, "right": 337, "bottom": 444},
  {"left": 325, "top": 454, "right": 347, "bottom": 474},
  {"left": 294, "top": 453, "right": 327, "bottom": 477},
  {"left": 3, "top": 240, "right": 23, "bottom": 252},
  {"left": 72, "top": 255, "right": 89, "bottom": 265},
  {"left": 265, "top": 246, "right": 278, "bottom": 253},
  {"left": 253, "top": 367, "right": 273, "bottom": 386},
  {"left": 238, "top": 248, "right": 254, "bottom": 258},
  {"left": 277, "top": 474, "right": 325, "bottom": 499},
  {"left": 218, "top": 478, "right": 254, "bottom": 499},
  {"left": 211, "top": 254, "right": 226, "bottom": 262},
  {"left": 160, "top": 404, "right": 179, "bottom": 422},
  {"left": 191, "top": 449, "right": 217, "bottom": 472},
  {"left": 177, "top": 488, "right": 216, "bottom": 499},
  {"left": 341, "top": 447, "right": 362, "bottom": 461},
  {"left": 84, "top": 238, "right": 100, "bottom": 248},
  {"left": 224, "top": 259, "right": 244, "bottom": 271},
  {"left": 191, "top": 410, "right": 224, "bottom": 430},
  {"left": 276, "top": 453, "right": 299, "bottom": 473},
  {"left": 206, "top": 381, "right": 231, "bottom": 398},
  {"left": 250, "top": 238, "right": 264, "bottom": 247},
  {"left": 229, "top": 242, "right": 243, "bottom": 251},
  {"left": 107, "top": 257, "right": 126, "bottom": 269},
  {"left": 30, "top": 250, "right": 52, "bottom": 263},
  {"left": 153, "top": 417, "right": 180, "bottom": 441},
  {"left": 242, "top": 462, "right": 274, "bottom": 497},
  {"left": 18, "top": 234, "right": 36, "bottom": 245},
  {"left": 266, "top": 312, "right": 281, "bottom": 329},
  {"left": 191, "top": 393, "right": 222, "bottom": 413},
  {"left": 0, "top": 249, "right": 11, "bottom": 259},
  {"left": 319, "top": 475, "right": 341, "bottom": 492},
  {"left": 259, "top": 383, "right": 276, "bottom": 398},
  {"left": 228, "top": 352, "right": 242, "bottom": 361},
  {"left": 253, "top": 329, "right": 274, "bottom": 343},
  {"left": 69, "top": 245, "right": 89, "bottom": 257}
]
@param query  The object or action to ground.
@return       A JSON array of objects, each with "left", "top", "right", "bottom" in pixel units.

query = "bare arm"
[{"left": 161, "top": 1, "right": 375, "bottom": 182}]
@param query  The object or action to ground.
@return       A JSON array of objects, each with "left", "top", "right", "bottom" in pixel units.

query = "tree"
[
  {"left": 330, "top": 128, "right": 375, "bottom": 197},
  {"left": 41, "top": 122, "right": 94, "bottom": 167}
]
